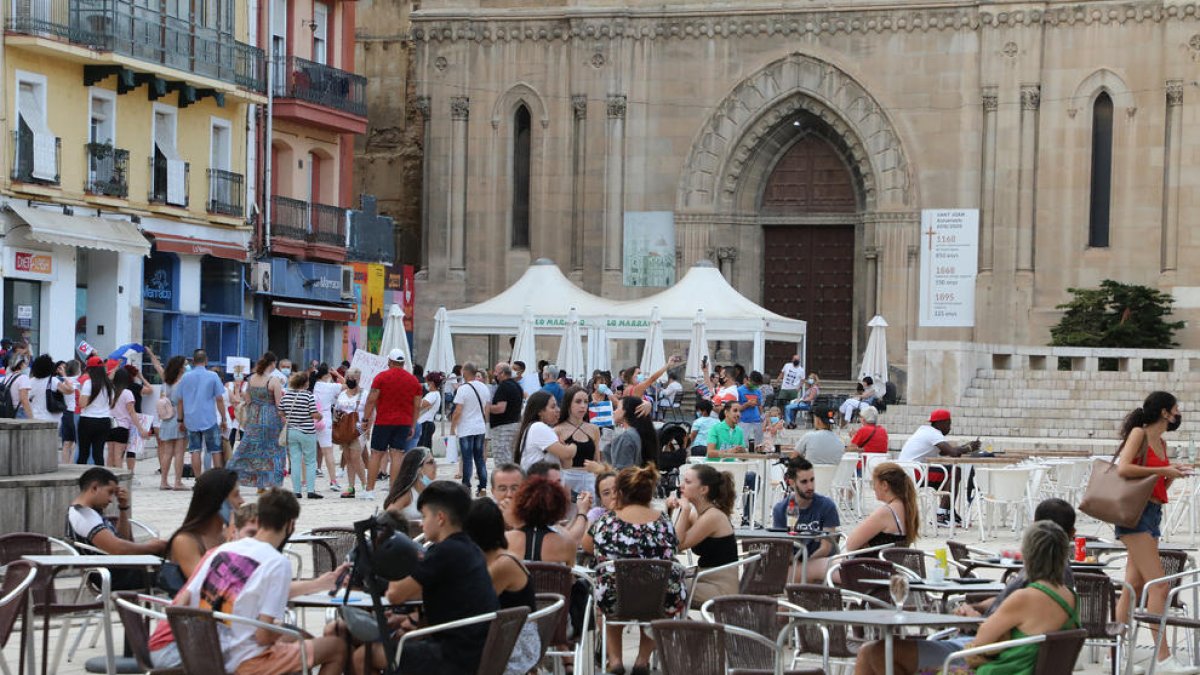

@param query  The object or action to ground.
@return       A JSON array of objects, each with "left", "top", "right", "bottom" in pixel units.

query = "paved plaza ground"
[{"left": 4, "top": 434, "right": 1185, "bottom": 675}]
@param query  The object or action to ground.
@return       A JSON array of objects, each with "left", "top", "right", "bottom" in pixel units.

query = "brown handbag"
[
  {"left": 332, "top": 409, "right": 360, "bottom": 445},
  {"left": 1078, "top": 445, "right": 1159, "bottom": 528}
]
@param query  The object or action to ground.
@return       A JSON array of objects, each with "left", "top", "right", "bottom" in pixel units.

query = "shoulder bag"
[
  {"left": 45, "top": 378, "right": 66, "bottom": 414},
  {"left": 156, "top": 385, "right": 175, "bottom": 421},
  {"left": 1078, "top": 444, "right": 1158, "bottom": 528},
  {"left": 333, "top": 394, "right": 361, "bottom": 445}
]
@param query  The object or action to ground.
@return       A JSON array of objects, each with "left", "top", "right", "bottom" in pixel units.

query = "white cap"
[{"left": 388, "top": 348, "right": 406, "bottom": 362}]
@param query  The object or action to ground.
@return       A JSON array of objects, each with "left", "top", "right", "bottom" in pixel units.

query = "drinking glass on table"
[{"left": 889, "top": 573, "right": 910, "bottom": 613}]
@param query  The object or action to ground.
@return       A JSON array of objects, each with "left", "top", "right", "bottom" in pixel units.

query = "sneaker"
[
  {"left": 1153, "top": 655, "right": 1200, "bottom": 674},
  {"left": 316, "top": 469, "right": 325, "bottom": 477},
  {"left": 329, "top": 483, "right": 342, "bottom": 492},
  {"left": 357, "top": 489, "right": 375, "bottom": 500},
  {"left": 336, "top": 468, "right": 347, "bottom": 479},
  {"left": 295, "top": 492, "right": 304, "bottom": 499},
  {"left": 377, "top": 472, "right": 388, "bottom": 481},
  {"left": 340, "top": 488, "right": 356, "bottom": 499},
  {"left": 307, "top": 492, "right": 324, "bottom": 499}
]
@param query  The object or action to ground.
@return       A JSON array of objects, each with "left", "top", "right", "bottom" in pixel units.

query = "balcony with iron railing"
[
  {"left": 272, "top": 56, "right": 367, "bottom": 133},
  {"left": 84, "top": 142, "right": 129, "bottom": 198},
  {"left": 269, "top": 195, "right": 348, "bottom": 262},
  {"left": 206, "top": 168, "right": 243, "bottom": 216},
  {"left": 11, "top": 126, "right": 61, "bottom": 185},
  {"left": 7, "top": 0, "right": 266, "bottom": 93},
  {"left": 148, "top": 156, "right": 189, "bottom": 207}
]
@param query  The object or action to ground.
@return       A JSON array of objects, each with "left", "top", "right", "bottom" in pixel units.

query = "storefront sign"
[
  {"left": 266, "top": 258, "right": 346, "bottom": 303},
  {"left": 16, "top": 305, "right": 32, "bottom": 328},
  {"left": 919, "top": 209, "right": 979, "bottom": 327},
  {"left": 6, "top": 248, "right": 55, "bottom": 281},
  {"left": 271, "top": 301, "right": 355, "bottom": 322},
  {"left": 623, "top": 212, "right": 676, "bottom": 287},
  {"left": 150, "top": 233, "right": 247, "bottom": 261}
]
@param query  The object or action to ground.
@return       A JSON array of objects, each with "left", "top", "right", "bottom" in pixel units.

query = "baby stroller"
[{"left": 656, "top": 422, "right": 690, "bottom": 497}]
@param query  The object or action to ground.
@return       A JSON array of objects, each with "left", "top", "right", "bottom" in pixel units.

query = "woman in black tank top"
[
  {"left": 555, "top": 386, "right": 601, "bottom": 467},
  {"left": 668, "top": 465, "right": 740, "bottom": 606}
]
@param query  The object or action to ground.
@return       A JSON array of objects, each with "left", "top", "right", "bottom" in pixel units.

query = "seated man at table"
[
  {"left": 791, "top": 407, "right": 844, "bottom": 465},
  {"left": 772, "top": 457, "right": 839, "bottom": 581},
  {"left": 66, "top": 467, "right": 167, "bottom": 589},
  {"left": 853, "top": 498, "right": 1078, "bottom": 675},
  {"left": 357, "top": 481, "right": 499, "bottom": 675},
  {"left": 149, "top": 488, "right": 347, "bottom": 674},
  {"left": 489, "top": 462, "right": 526, "bottom": 528},
  {"left": 706, "top": 402, "right": 746, "bottom": 457},
  {"left": 897, "top": 408, "right": 980, "bottom": 524}
]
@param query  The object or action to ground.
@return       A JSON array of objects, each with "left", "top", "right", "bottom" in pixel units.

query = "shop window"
[
  {"left": 1088, "top": 92, "right": 1113, "bottom": 248},
  {"left": 142, "top": 311, "right": 177, "bottom": 363},
  {"left": 199, "top": 256, "right": 242, "bottom": 315},
  {"left": 4, "top": 279, "right": 41, "bottom": 356},
  {"left": 143, "top": 251, "right": 178, "bottom": 311},
  {"left": 202, "top": 319, "right": 240, "bottom": 366}
]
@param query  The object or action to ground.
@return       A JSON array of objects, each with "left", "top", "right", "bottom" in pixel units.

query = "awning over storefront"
[
  {"left": 6, "top": 202, "right": 151, "bottom": 257},
  {"left": 271, "top": 300, "right": 355, "bottom": 322},
  {"left": 148, "top": 232, "right": 248, "bottom": 261}
]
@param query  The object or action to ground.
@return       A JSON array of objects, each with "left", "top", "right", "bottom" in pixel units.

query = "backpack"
[
  {"left": 0, "top": 375, "right": 19, "bottom": 418},
  {"left": 45, "top": 378, "right": 66, "bottom": 414}
]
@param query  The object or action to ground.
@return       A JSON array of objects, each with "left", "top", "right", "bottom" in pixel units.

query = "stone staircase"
[{"left": 880, "top": 369, "right": 1200, "bottom": 448}]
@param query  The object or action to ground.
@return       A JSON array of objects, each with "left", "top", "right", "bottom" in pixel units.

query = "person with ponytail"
[
  {"left": 603, "top": 395, "right": 661, "bottom": 470},
  {"left": 1113, "top": 391, "right": 1193, "bottom": 673},
  {"left": 666, "top": 464, "right": 739, "bottom": 605},
  {"left": 583, "top": 465, "right": 685, "bottom": 675}
]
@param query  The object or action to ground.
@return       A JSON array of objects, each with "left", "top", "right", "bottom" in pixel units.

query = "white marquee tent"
[{"left": 434, "top": 258, "right": 807, "bottom": 372}]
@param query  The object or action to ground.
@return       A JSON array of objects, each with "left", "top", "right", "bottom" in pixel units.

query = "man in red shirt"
[{"left": 362, "top": 349, "right": 423, "bottom": 493}]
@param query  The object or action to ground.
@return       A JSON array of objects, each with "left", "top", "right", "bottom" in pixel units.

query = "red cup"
[{"left": 1074, "top": 536, "right": 1087, "bottom": 562}]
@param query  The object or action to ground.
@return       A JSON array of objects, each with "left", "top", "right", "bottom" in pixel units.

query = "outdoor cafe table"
[
  {"left": 1085, "top": 541, "right": 1194, "bottom": 559},
  {"left": 860, "top": 578, "right": 1006, "bottom": 612},
  {"left": 20, "top": 554, "right": 162, "bottom": 675},
  {"left": 723, "top": 452, "right": 782, "bottom": 527},
  {"left": 734, "top": 527, "right": 842, "bottom": 582},
  {"left": 784, "top": 609, "right": 983, "bottom": 675}
]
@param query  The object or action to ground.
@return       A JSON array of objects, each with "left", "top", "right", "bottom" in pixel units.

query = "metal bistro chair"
[
  {"left": 687, "top": 553, "right": 763, "bottom": 607},
  {"left": 1128, "top": 569, "right": 1200, "bottom": 675},
  {"left": 700, "top": 594, "right": 805, "bottom": 672},
  {"left": 941, "top": 628, "right": 1088, "bottom": 675},
  {"left": 166, "top": 605, "right": 312, "bottom": 675},
  {"left": 307, "top": 527, "right": 355, "bottom": 578},
  {"left": 596, "top": 559, "right": 686, "bottom": 673},
  {"left": 651, "top": 619, "right": 825, "bottom": 675},
  {"left": 787, "top": 583, "right": 891, "bottom": 673},
  {"left": 1072, "top": 573, "right": 1131, "bottom": 675},
  {"left": 109, "top": 593, "right": 181, "bottom": 675},
  {"left": 531, "top": 594, "right": 568, "bottom": 670},
  {"left": 739, "top": 539, "right": 799, "bottom": 596},
  {"left": 0, "top": 560, "right": 38, "bottom": 675},
  {"left": 525, "top": 562, "right": 573, "bottom": 646},
  {"left": 392, "top": 606, "right": 530, "bottom": 675}
]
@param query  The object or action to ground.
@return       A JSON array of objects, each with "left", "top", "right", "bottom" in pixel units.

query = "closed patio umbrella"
[
  {"left": 510, "top": 305, "right": 537, "bottom": 370},
  {"left": 424, "top": 306, "right": 456, "bottom": 375},
  {"left": 685, "top": 308, "right": 711, "bottom": 380},
  {"left": 379, "top": 304, "right": 412, "bottom": 371},
  {"left": 639, "top": 306, "right": 666, "bottom": 382},
  {"left": 555, "top": 307, "right": 585, "bottom": 382},
  {"left": 859, "top": 315, "right": 889, "bottom": 397}
]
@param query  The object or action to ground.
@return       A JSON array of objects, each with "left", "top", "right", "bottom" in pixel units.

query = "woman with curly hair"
[{"left": 505, "top": 475, "right": 576, "bottom": 566}]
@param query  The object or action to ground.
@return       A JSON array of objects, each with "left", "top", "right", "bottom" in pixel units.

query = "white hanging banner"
[{"left": 919, "top": 209, "right": 979, "bottom": 327}]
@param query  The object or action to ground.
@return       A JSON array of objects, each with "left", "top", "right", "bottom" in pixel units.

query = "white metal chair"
[{"left": 831, "top": 453, "right": 860, "bottom": 516}]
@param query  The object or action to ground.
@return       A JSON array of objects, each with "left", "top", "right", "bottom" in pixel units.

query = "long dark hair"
[
  {"left": 309, "top": 363, "right": 330, "bottom": 392},
  {"left": 619, "top": 396, "right": 660, "bottom": 467},
  {"left": 167, "top": 468, "right": 239, "bottom": 551},
  {"left": 30, "top": 354, "right": 55, "bottom": 379},
  {"left": 384, "top": 447, "right": 432, "bottom": 509},
  {"left": 514, "top": 391, "right": 556, "bottom": 467},
  {"left": 1120, "top": 391, "right": 1178, "bottom": 442},
  {"left": 557, "top": 385, "right": 588, "bottom": 425},
  {"left": 85, "top": 364, "right": 113, "bottom": 403},
  {"left": 688, "top": 464, "right": 737, "bottom": 516},
  {"left": 163, "top": 356, "right": 187, "bottom": 385},
  {"left": 254, "top": 351, "right": 277, "bottom": 376},
  {"left": 111, "top": 368, "right": 133, "bottom": 409}
]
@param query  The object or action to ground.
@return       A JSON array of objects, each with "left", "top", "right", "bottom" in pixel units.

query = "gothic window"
[
  {"left": 1088, "top": 92, "right": 1113, "bottom": 248},
  {"left": 512, "top": 104, "right": 532, "bottom": 248}
]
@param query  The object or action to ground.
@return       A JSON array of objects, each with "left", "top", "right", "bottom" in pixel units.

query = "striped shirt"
[{"left": 280, "top": 389, "right": 317, "bottom": 434}]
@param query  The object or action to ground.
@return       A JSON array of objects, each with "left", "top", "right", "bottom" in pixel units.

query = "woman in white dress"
[
  {"left": 334, "top": 368, "right": 369, "bottom": 499},
  {"left": 310, "top": 364, "right": 344, "bottom": 493}
]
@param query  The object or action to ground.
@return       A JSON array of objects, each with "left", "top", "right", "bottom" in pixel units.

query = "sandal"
[{"left": 630, "top": 666, "right": 649, "bottom": 675}]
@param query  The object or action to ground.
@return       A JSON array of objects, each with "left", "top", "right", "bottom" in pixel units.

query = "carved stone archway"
[{"left": 676, "top": 52, "right": 916, "bottom": 213}]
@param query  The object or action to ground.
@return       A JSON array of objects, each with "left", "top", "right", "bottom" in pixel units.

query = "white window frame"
[
  {"left": 88, "top": 87, "right": 117, "bottom": 146},
  {"left": 151, "top": 103, "right": 186, "bottom": 206},
  {"left": 14, "top": 70, "right": 56, "bottom": 182},
  {"left": 312, "top": 2, "right": 329, "bottom": 64},
  {"left": 209, "top": 116, "right": 232, "bottom": 171}
]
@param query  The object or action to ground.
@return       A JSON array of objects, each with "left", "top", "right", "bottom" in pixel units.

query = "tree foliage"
[{"left": 1050, "top": 280, "right": 1185, "bottom": 349}]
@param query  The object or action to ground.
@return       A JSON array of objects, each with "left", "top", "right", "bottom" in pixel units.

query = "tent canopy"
[{"left": 440, "top": 258, "right": 807, "bottom": 371}]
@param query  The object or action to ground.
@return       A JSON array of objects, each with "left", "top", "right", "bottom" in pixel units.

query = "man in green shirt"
[{"left": 706, "top": 402, "right": 747, "bottom": 457}]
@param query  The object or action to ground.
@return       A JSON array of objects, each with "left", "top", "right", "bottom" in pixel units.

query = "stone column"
[
  {"left": 979, "top": 86, "right": 998, "bottom": 272},
  {"left": 715, "top": 247, "right": 738, "bottom": 362},
  {"left": 603, "top": 94, "right": 626, "bottom": 270},
  {"left": 1016, "top": 84, "right": 1040, "bottom": 272},
  {"left": 415, "top": 95, "right": 431, "bottom": 269},
  {"left": 1162, "top": 80, "right": 1183, "bottom": 272},
  {"left": 571, "top": 94, "right": 588, "bottom": 271},
  {"left": 865, "top": 246, "right": 879, "bottom": 317},
  {"left": 449, "top": 95, "right": 469, "bottom": 270}
]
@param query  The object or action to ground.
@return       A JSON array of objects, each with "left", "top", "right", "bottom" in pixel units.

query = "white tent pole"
[{"left": 753, "top": 331, "right": 765, "bottom": 373}]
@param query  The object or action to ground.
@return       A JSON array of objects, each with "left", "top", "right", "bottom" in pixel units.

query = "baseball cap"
[
  {"left": 387, "top": 348, "right": 406, "bottom": 362},
  {"left": 86, "top": 356, "right": 103, "bottom": 367},
  {"left": 929, "top": 409, "right": 952, "bottom": 423}
]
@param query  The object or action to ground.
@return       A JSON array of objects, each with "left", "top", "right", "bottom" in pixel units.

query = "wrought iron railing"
[
  {"left": 278, "top": 56, "right": 367, "bottom": 117},
  {"left": 206, "top": 168, "right": 243, "bottom": 216},
  {"left": 7, "top": 0, "right": 266, "bottom": 92},
  {"left": 270, "top": 196, "right": 309, "bottom": 241},
  {"left": 11, "top": 127, "right": 61, "bottom": 185},
  {"left": 309, "top": 203, "right": 346, "bottom": 246},
  {"left": 84, "top": 142, "right": 129, "bottom": 197},
  {"left": 148, "top": 156, "right": 189, "bottom": 207}
]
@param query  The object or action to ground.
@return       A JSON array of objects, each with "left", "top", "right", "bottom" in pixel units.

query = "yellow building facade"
[{"left": 0, "top": 0, "right": 266, "bottom": 361}]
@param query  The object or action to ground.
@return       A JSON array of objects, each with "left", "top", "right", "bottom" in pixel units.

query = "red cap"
[
  {"left": 85, "top": 356, "right": 103, "bottom": 367},
  {"left": 929, "top": 409, "right": 952, "bottom": 423}
]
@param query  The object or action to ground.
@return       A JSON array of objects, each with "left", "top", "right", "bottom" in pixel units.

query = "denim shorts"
[
  {"left": 187, "top": 425, "right": 223, "bottom": 454},
  {"left": 1115, "top": 501, "right": 1163, "bottom": 539}
]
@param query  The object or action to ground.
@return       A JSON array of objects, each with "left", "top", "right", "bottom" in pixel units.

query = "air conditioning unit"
[
  {"left": 250, "top": 262, "right": 272, "bottom": 293},
  {"left": 340, "top": 266, "right": 354, "bottom": 299}
]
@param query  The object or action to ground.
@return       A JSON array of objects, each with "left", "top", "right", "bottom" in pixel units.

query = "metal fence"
[
  {"left": 85, "top": 142, "right": 128, "bottom": 197},
  {"left": 281, "top": 56, "right": 367, "bottom": 117},
  {"left": 206, "top": 168, "right": 243, "bottom": 216}
]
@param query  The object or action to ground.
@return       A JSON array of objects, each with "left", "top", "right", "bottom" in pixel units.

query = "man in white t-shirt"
[
  {"left": 451, "top": 362, "right": 492, "bottom": 495},
  {"left": 898, "top": 409, "right": 980, "bottom": 523},
  {"left": 778, "top": 355, "right": 805, "bottom": 403},
  {"left": 66, "top": 467, "right": 167, "bottom": 589},
  {"left": 150, "top": 489, "right": 346, "bottom": 674}
]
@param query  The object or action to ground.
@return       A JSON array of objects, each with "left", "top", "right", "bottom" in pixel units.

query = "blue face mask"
[
  {"left": 597, "top": 384, "right": 611, "bottom": 395},
  {"left": 635, "top": 373, "right": 647, "bottom": 384},
  {"left": 771, "top": 416, "right": 780, "bottom": 424},
  {"left": 184, "top": 364, "right": 192, "bottom": 372},
  {"left": 280, "top": 368, "right": 291, "bottom": 377},
  {"left": 419, "top": 474, "right": 433, "bottom": 487},
  {"left": 218, "top": 499, "right": 233, "bottom": 525}
]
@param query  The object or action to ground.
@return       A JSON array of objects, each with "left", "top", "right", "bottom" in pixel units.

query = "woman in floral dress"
[
  {"left": 583, "top": 465, "right": 686, "bottom": 675},
  {"left": 227, "top": 352, "right": 285, "bottom": 489}
]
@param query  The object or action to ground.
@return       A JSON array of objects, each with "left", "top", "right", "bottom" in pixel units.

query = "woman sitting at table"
[
  {"left": 807, "top": 461, "right": 918, "bottom": 584},
  {"left": 506, "top": 475, "right": 578, "bottom": 566},
  {"left": 161, "top": 468, "right": 243, "bottom": 593},
  {"left": 666, "top": 464, "right": 739, "bottom": 605},
  {"left": 854, "top": 520, "right": 1079, "bottom": 675},
  {"left": 384, "top": 447, "right": 438, "bottom": 525}
]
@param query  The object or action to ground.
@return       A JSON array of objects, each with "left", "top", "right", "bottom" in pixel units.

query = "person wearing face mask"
[
  {"left": 1113, "top": 391, "right": 1194, "bottom": 674},
  {"left": 784, "top": 372, "right": 822, "bottom": 428},
  {"left": 761, "top": 405, "right": 786, "bottom": 451},
  {"left": 384, "top": 447, "right": 439, "bottom": 524},
  {"left": 334, "top": 368, "right": 370, "bottom": 499},
  {"left": 687, "top": 398, "right": 719, "bottom": 456},
  {"left": 271, "top": 358, "right": 293, "bottom": 383},
  {"left": 777, "top": 354, "right": 806, "bottom": 406},
  {"left": 161, "top": 468, "right": 244, "bottom": 593}
]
